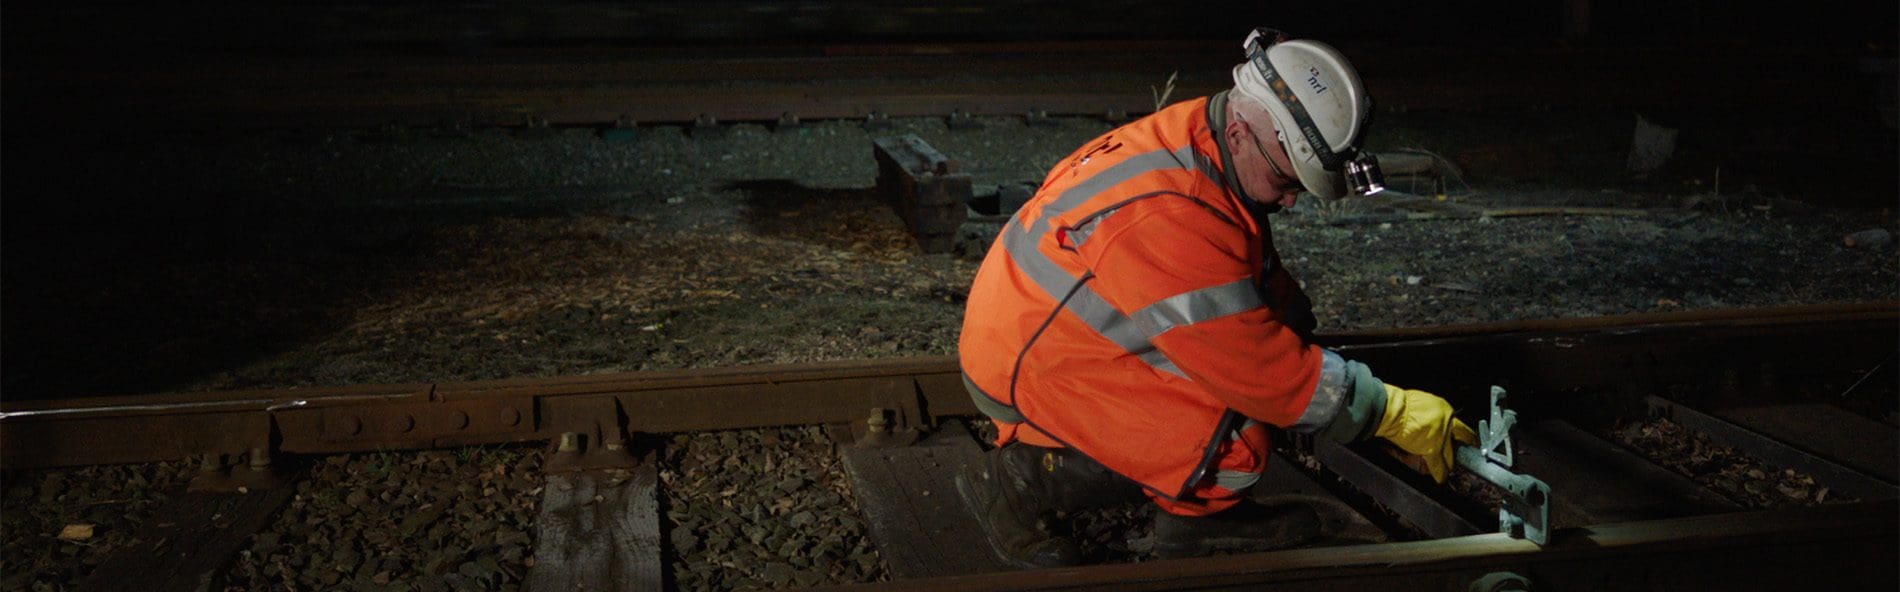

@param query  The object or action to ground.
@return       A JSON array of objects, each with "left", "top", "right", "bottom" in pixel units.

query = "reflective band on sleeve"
[
  {"left": 963, "top": 372, "right": 1026, "bottom": 424},
  {"left": 1288, "top": 349, "right": 1353, "bottom": 432},
  {"left": 1231, "top": 417, "right": 1261, "bottom": 440},
  {"left": 1130, "top": 278, "right": 1264, "bottom": 339},
  {"left": 1063, "top": 216, "right": 1106, "bottom": 248},
  {"left": 1214, "top": 468, "right": 1262, "bottom": 492},
  {"left": 1213, "top": 418, "right": 1264, "bottom": 491},
  {"left": 1318, "top": 358, "right": 1387, "bottom": 444}
]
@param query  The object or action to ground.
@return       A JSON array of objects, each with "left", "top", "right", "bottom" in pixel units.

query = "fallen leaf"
[{"left": 58, "top": 524, "right": 95, "bottom": 541}]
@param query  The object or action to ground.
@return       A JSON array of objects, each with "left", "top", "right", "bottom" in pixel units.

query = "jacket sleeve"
[{"left": 1076, "top": 198, "right": 1368, "bottom": 436}]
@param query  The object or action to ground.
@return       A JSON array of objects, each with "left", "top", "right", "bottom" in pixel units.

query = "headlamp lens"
[{"left": 1346, "top": 152, "right": 1385, "bottom": 196}]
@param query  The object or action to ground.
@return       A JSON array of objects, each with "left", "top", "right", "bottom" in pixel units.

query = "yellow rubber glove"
[{"left": 1372, "top": 384, "right": 1478, "bottom": 483}]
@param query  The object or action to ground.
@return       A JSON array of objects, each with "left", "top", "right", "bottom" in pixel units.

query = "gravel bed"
[
  {"left": 1, "top": 462, "right": 198, "bottom": 591},
  {"left": 660, "top": 427, "right": 886, "bottom": 589},
  {"left": 221, "top": 448, "right": 543, "bottom": 591},
  {"left": 3, "top": 106, "right": 1893, "bottom": 589}
]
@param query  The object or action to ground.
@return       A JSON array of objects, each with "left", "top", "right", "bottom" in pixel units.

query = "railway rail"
[{"left": 3, "top": 302, "right": 1896, "bottom": 590}]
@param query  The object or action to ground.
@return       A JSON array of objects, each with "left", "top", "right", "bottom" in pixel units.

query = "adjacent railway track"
[
  {"left": 4, "top": 301, "right": 1895, "bottom": 590},
  {"left": 4, "top": 40, "right": 1875, "bottom": 131}
]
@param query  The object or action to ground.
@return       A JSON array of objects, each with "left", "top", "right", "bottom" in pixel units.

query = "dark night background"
[{"left": 2, "top": 1, "right": 1895, "bottom": 46}]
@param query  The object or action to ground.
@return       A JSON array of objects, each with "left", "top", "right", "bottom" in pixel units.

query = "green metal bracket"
[{"left": 1455, "top": 386, "right": 1553, "bottom": 545}]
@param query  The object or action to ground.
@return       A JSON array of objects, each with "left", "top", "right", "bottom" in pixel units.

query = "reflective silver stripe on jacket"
[
  {"left": 1061, "top": 149, "right": 1224, "bottom": 250},
  {"left": 963, "top": 372, "right": 1026, "bottom": 424},
  {"left": 1212, "top": 417, "right": 1265, "bottom": 491},
  {"left": 999, "top": 145, "right": 1220, "bottom": 378},
  {"left": 1129, "top": 278, "right": 1263, "bottom": 338},
  {"left": 1215, "top": 468, "right": 1262, "bottom": 492}
]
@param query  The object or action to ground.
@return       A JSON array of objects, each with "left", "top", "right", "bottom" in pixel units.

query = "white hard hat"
[{"left": 1230, "top": 28, "right": 1380, "bottom": 199}]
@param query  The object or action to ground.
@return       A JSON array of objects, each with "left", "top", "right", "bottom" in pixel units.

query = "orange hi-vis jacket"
[{"left": 958, "top": 93, "right": 1358, "bottom": 504}]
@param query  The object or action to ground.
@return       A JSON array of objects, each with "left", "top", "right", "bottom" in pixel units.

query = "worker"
[{"left": 955, "top": 28, "right": 1477, "bottom": 567}]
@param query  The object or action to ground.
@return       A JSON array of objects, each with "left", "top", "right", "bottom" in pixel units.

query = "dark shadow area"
[
  {"left": 1371, "top": 106, "right": 1898, "bottom": 210},
  {"left": 0, "top": 133, "right": 594, "bottom": 400},
  {"left": 729, "top": 179, "right": 890, "bottom": 251}
]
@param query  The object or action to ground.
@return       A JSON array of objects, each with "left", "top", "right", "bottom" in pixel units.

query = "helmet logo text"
[{"left": 1306, "top": 67, "right": 1329, "bottom": 95}]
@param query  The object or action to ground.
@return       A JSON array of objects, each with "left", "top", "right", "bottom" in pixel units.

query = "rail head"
[{"left": 3, "top": 303, "right": 1893, "bottom": 470}]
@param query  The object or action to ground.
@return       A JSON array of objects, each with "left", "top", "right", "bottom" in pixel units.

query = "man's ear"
[{"left": 1225, "top": 118, "right": 1250, "bottom": 144}]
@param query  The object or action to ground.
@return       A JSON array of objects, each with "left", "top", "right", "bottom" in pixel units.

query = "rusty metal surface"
[
  {"left": 3, "top": 302, "right": 1895, "bottom": 590},
  {"left": 1332, "top": 302, "right": 1898, "bottom": 409},
  {"left": 2, "top": 302, "right": 1892, "bottom": 470},
  {"left": 824, "top": 500, "right": 1898, "bottom": 591},
  {"left": 1710, "top": 400, "right": 1900, "bottom": 485},
  {"left": 1312, "top": 439, "right": 1482, "bottom": 540}
]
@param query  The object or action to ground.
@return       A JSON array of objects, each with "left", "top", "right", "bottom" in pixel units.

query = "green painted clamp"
[{"left": 1454, "top": 386, "right": 1553, "bottom": 545}]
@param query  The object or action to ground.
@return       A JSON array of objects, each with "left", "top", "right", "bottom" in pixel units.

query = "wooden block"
[
  {"left": 838, "top": 422, "right": 1012, "bottom": 578},
  {"left": 79, "top": 486, "right": 297, "bottom": 592},
  {"left": 527, "top": 466, "right": 662, "bottom": 592}
]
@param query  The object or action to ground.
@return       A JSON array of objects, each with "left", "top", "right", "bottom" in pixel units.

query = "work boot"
[
  {"left": 1151, "top": 498, "right": 1322, "bottom": 558},
  {"left": 1038, "top": 447, "right": 1145, "bottom": 514},
  {"left": 955, "top": 444, "right": 1084, "bottom": 568}
]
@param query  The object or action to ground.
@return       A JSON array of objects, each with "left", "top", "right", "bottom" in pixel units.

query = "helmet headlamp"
[{"left": 1345, "top": 151, "right": 1385, "bottom": 196}]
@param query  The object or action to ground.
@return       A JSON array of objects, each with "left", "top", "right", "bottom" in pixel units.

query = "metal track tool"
[{"left": 1455, "top": 386, "right": 1553, "bottom": 545}]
